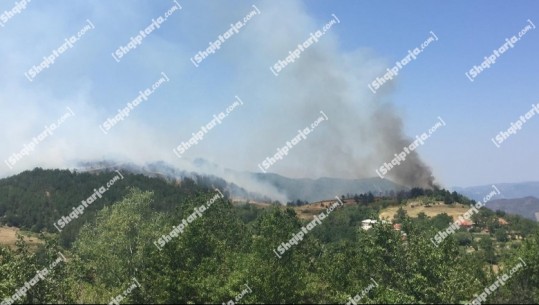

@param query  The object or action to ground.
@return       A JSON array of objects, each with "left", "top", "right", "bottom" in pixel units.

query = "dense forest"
[
  {"left": 0, "top": 169, "right": 538, "bottom": 303},
  {"left": 0, "top": 168, "right": 220, "bottom": 247}
]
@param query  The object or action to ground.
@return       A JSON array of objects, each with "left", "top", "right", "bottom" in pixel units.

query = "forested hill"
[
  {"left": 0, "top": 168, "right": 216, "bottom": 245},
  {"left": 1, "top": 169, "right": 539, "bottom": 303}
]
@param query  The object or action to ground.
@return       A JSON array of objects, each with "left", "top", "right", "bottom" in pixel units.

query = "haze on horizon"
[{"left": 0, "top": 0, "right": 538, "bottom": 190}]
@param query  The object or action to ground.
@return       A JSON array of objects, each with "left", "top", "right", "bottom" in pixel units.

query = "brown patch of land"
[
  {"left": 231, "top": 198, "right": 353, "bottom": 220},
  {"left": 0, "top": 226, "right": 43, "bottom": 250},
  {"left": 294, "top": 198, "right": 353, "bottom": 220},
  {"left": 379, "top": 201, "right": 471, "bottom": 221}
]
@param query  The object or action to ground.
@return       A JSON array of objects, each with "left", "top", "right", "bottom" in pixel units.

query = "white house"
[{"left": 361, "top": 219, "right": 378, "bottom": 230}]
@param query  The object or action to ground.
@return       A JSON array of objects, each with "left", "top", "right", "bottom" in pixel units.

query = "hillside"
[
  {"left": 379, "top": 201, "right": 470, "bottom": 221},
  {"left": 77, "top": 160, "right": 277, "bottom": 203},
  {"left": 253, "top": 173, "right": 407, "bottom": 202},
  {"left": 0, "top": 226, "right": 42, "bottom": 250},
  {"left": 486, "top": 196, "right": 539, "bottom": 221},
  {"left": 0, "top": 169, "right": 538, "bottom": 304},
  {"left": 0, "top": 168, "right": 214, "bottom": 246},
  {"left": 80, "top": 160, "right": 408, "bottom": 203},
  {"left": 453, "top": 182, "right": 539, "bottom": 201}
]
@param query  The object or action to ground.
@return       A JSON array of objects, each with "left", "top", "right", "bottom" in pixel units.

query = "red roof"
[
  {"left": 498, "top": 218, "right": 509, "bottom": 225},
  {"left": 456, "top": 219, "right": 474, "bottom": 227}
]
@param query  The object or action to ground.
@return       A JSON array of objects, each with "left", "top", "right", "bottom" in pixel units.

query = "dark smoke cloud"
[
  {"left": 230, "top": 0, "right": 438, "bottom": 189},
  {"left": 0, "top": 0, "right": 438, "bottom": 198}
]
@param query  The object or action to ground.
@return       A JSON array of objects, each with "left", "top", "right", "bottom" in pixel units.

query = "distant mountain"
[
  {"left": 485, "top": 197, "right": 539, "bottom": 221},
  {"left": 76, "top": 160, "right": 276, "bottom": 203},
  {"left": 77, "top": 160, "right": 407, "bottom": 203},
  {"left": 452, "top": 182, "right": 539, "bottom": 201},
  {"left": 252, "top": 173, "right": 407, "bottom": 202},
  {"left": 0, "top": 167, "right": 214, "bottom": 246}
]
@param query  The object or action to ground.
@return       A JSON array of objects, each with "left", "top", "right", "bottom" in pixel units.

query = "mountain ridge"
[{"left": 76, "top": 160, "right": 408, "bottom": 203}]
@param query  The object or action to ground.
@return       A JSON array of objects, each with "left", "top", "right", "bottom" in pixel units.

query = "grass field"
[
  {"left": 234, "top": 197, "right": 472, "bottom": 223},
  {"left": 294, "top": 198, "right": 355, "bottom": 220},
  {"left": 379, "top": 201, "right": 471, "bottom": 221},
  {"left": 232, "top": 198, "right": 354, "bottom": 220},
  {"left": 0, "top": 226, "right": 43, "bottom": 250}
]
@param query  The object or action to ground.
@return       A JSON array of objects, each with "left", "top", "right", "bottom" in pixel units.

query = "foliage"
[{"left": 0, "top": 170, "right": 538, "bottom": 303}]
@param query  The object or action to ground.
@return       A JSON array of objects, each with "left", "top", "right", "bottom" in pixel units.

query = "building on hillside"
[
  {"left": 393, "top": 223, "right": 407, "bottom": 240},
  {"left": 361, "top": 219, "right": 377, "bottom": 231},
  {"left": 536, "top": 212, "right": 539, "bottom": 222},
  {"left": 498, "top": 218, "right": 509, "bottom": 226},
  {"left": 455, "top": 219, "right": 474, "bottom": 230}
]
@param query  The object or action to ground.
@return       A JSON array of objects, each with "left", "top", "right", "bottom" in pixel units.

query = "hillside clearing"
[
  {"left": 0, "top": 226, "right": 43, "bottom": 250},
  {"left": 380, "top": 201, "right": 471, "bottom": 221}
]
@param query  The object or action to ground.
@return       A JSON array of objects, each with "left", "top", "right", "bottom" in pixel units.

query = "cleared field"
[
  {"left": 379, "top": 201, "right": 471, "bottom": 221},
  {"left": 295, "top": 203, "right": 327, "bottom": 220},
  {"left": 0, "top": 226, "right": 43, "bottom": 250},
  {"left": 234, "top": 198, "right": 472, "bottom": 223},
  {"left": 232, "top": 198, "right": 353, "bottom": 221},
  {"left": 294, "top": 199, "right": 354, "bottom": 220}
]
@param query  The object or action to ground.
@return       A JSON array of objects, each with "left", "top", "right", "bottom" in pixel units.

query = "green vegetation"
[
  {"left": 0, "top": 169, "right": 538, "bottom": 303},
  {"left": 0, "top": 168, "right": 216, "bottom": 247}
]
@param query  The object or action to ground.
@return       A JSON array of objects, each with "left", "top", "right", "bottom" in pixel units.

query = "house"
[
  {"left": 401, "top": 232, "right": 407, "bottom": 241},
  {"left": 393, "top": 223, "right": 402, "bottom": 231},
  {"left": 361, "top": 219, "right": 378, "bottom": 231},
  {"left": 498, "top": 218, "right": 509, "bottom": 226},
  {"left": 456, "top": 219, "right": 474, "bottom": 229}
]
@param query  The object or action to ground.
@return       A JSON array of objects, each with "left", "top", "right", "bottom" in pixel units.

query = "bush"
[{"left": 455, "top": 232, "right": 473, "bottom": 246}]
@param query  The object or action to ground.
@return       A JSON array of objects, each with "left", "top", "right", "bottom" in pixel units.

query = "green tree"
[
  {"left": 430, "top": 213, "right": 453, "bottom": 231},
  {"left": 243, "top": 207, "right": 317, "bottom": 304},
  {"left": 495, "top": 228, "right": 509, "bottom": 242},
  {"left": 489, "top": 230, "right": 539, "bottom": 303},
  {"left": 479, "top": 236, "right": 497, "bottom": 264},
  {"left": 70, "top": 188, "right": 167, "bottom": 303},
  {"left": 394, "top": 207, "right": 408, "bottom": 224}
]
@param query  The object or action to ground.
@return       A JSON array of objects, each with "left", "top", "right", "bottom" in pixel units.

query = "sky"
[{"left": 0, "top": 0, "right": 538, "bottom": 189}]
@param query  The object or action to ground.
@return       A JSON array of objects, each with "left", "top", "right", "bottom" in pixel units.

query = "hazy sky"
[{"left": 0, "top": 0, "right": 538, "bottom": 188}]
